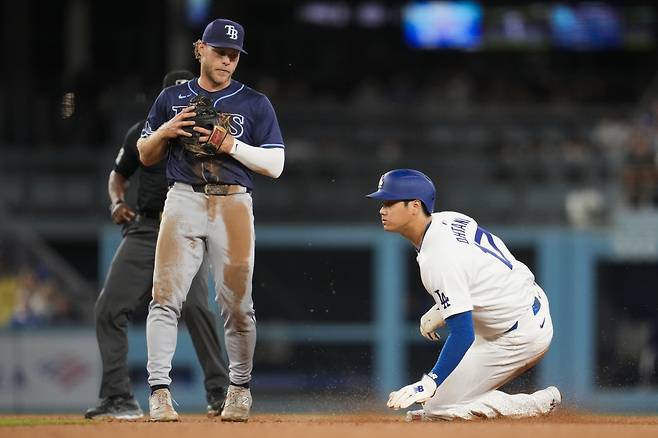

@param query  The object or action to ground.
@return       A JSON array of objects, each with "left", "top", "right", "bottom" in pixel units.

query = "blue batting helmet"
[{"left": 366, "top": 169, "right": 435, "bottom": 214}]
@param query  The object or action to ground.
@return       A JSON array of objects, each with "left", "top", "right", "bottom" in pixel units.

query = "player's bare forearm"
[{"left": 137, "top": 133, "right": 168, "bottom": 166}]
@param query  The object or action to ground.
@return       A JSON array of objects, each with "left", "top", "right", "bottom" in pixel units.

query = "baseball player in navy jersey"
[
  {"left": 366, "top": 169, "right": 561, "bottom": 421},
  {"left": 137, "top": 19, "right": 284, "bottom": 422},
  {"left": 85, "top": 71, "right": 230, "bottom": 420}
]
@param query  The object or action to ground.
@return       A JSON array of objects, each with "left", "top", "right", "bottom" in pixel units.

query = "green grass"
[{"left": 0, "top": 417, "right": 89, "bottom": 427}]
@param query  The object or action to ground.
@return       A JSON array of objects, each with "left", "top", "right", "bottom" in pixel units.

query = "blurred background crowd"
[
  {"left": 1, "top": 0, "right": 658, "bottom": 411},
  {"left": 2, "top": 1, "right": 657, "bottom": 228}
]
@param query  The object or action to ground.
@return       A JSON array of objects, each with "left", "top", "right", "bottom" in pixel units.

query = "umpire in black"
[{"left": 85, "top": 71, "right": 229, "bottom": 420}]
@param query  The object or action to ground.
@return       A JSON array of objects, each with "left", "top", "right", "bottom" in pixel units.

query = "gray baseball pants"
[{"left": 147, "top": 182, "right": 256, "bottom": 387}]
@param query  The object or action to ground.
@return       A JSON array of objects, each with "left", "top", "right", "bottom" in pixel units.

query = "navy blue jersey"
[{"left": 141, "top": 78, "right": 284, "bottom": 190}]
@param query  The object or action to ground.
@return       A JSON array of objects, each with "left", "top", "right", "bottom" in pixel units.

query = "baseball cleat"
[
  {"left": 220, "top": 385, "right": 252, "bottom": 422},
  {"left": 533, "top": 385, "right": 561, "bottom": 415},
  {"left": 545, "top": 386, "right": 562, "bottom": 413},
  {"left": 206, "top": 387, "right": 227, "bottom": 417},
  {"left": 149, "top": 388, "right": 179, "bottom": 422},
  {"left": 84, "top": 395, "right": 144, "bottom": 420}
]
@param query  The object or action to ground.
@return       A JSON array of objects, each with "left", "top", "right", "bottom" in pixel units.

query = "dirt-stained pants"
[{"left": 147, "top": 182, "right": 255, "bottom": 387}]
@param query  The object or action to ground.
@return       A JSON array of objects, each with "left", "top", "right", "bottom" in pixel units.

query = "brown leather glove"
[{"left": 178, "top": 95, "right": 232, "bottom": 158}]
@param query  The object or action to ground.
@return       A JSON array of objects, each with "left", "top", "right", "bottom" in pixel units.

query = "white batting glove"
[
  {"left": 420, "top": 304, "right": 445, "bottom": 341},
  {"left": 386, "top": 374, "right": 438, "bottom": 410}
]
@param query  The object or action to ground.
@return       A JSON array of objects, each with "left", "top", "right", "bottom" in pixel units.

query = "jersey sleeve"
[
  {"left": 429, "top": 311, "right": 475, "bottom": 387},
  {"left": 253, "top": 95, "right": 284, "bottom": 149},
  {"left": 423, "top": 245, "right": 474, "bottom": 320},
  {"left": 113, "top": 121, "right": 143, "bottom": 179},
  {"left": 140, "top": 90, "right": 168, "bottom": 138}
]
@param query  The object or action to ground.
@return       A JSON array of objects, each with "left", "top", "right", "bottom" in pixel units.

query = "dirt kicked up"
[{"left": 2, "top": 412, "right": 658, "bottom": 438}]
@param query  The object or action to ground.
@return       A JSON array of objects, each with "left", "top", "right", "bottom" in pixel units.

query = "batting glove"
[
  {"left": 386, "top": 374, "right": 438, "bottom": 410},
  {"left": 420, "top": 303, "right": 445, "bottom": 341}
]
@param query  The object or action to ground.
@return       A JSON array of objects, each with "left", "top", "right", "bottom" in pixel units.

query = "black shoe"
[
  {"left": 84, "top": 395, "right": 144, "bottom": 420},
  {"left": 206, "top": 387, "right": 226, "bottom": 417}
]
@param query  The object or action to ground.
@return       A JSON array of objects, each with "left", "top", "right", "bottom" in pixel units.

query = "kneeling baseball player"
[{"left": 367, "top": 169, "right": 561, "bottom": 421}]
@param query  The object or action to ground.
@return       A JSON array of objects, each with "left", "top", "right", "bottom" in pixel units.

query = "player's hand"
[
  {"left": 386, "top": 374, "right": 437, "bottom": 410},
  {"left": 156, "top": 106, "right": 197, "bottom": 140},
  {"left": 193, "top": 125, "right": 235, "bottom": 154},
  {"left": 110, "top": 201, "right": 136, "bottom": 224},
  {"left": 420, "top": 303, "right": 445, "bottom": 341}
]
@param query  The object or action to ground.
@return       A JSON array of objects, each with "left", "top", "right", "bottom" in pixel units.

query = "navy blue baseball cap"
[
  {"left": 367, "top": 169, "right": 436, "bottom": 214},
  {"left": 202, "top": 18, "right": 248, "bottom": 54}
]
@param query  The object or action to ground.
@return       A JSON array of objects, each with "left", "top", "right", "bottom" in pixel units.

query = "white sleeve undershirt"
[{"left": 229, "top": 139, "right": 285, "bottom": 178}]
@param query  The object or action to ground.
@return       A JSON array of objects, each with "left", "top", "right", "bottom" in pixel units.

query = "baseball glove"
[{"left": 178, "top": 95, "right": 232, "bottom": 158}]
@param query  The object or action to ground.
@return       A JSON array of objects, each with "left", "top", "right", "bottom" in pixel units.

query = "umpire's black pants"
[{"left": 94, "top": 216, "right": 229, "bottom": 399}]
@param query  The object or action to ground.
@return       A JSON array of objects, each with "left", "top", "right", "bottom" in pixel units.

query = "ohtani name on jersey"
[{"left": 451, "top": 218, "right": 470, "bottom": 243}]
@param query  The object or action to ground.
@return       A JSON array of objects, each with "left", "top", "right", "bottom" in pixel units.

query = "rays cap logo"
[{"left": 202, "top": 18, "right": 248, "bottom": 54}]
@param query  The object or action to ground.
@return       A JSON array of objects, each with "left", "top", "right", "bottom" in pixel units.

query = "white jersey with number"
[{"left": 417, "top": 211, "right": 537, "bottom": 338}]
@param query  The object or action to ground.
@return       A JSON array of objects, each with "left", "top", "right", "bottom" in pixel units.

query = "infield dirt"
[{"left": 2, "top": 412, "right": 658, "bottom": 438}]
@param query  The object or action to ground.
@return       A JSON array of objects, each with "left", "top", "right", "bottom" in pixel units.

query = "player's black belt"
[{"left": 191, "top": 183, "right": 248, "bottom": 196}]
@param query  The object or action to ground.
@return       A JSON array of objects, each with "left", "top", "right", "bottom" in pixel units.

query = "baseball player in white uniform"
[{"left": 366, "top": 169, "right": 561, "bottom": 421}]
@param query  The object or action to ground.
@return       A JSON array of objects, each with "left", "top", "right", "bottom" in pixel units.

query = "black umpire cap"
[{"left": 162, "top": 70, "right": 195, "bottom": 89}]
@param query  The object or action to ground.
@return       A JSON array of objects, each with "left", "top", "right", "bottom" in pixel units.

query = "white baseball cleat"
[
  {"left": 534, "top": 385, "right": 561, "bottom": 415},
  {"left": 545, "top": 386, "right": 562, "bottom": 413},
  {"left": 149, "top": 388, "right": 179, "bottom": 422},
  {"left": 220, "top": 385, "right": 252, "bottom": 422}
]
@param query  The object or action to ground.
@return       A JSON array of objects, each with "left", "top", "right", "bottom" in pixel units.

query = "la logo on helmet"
[{"left": 377, "top": 175, "right": 384, "bottom": 189}]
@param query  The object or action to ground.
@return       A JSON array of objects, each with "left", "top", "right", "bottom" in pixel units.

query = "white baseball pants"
[{"left": 422, "top": 284, "right": 554, "bottom": 419}]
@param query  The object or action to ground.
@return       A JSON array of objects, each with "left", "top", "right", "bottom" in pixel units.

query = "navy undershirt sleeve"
[{"left": 429, "top": 310, "right": 475, "bottom": 386}]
